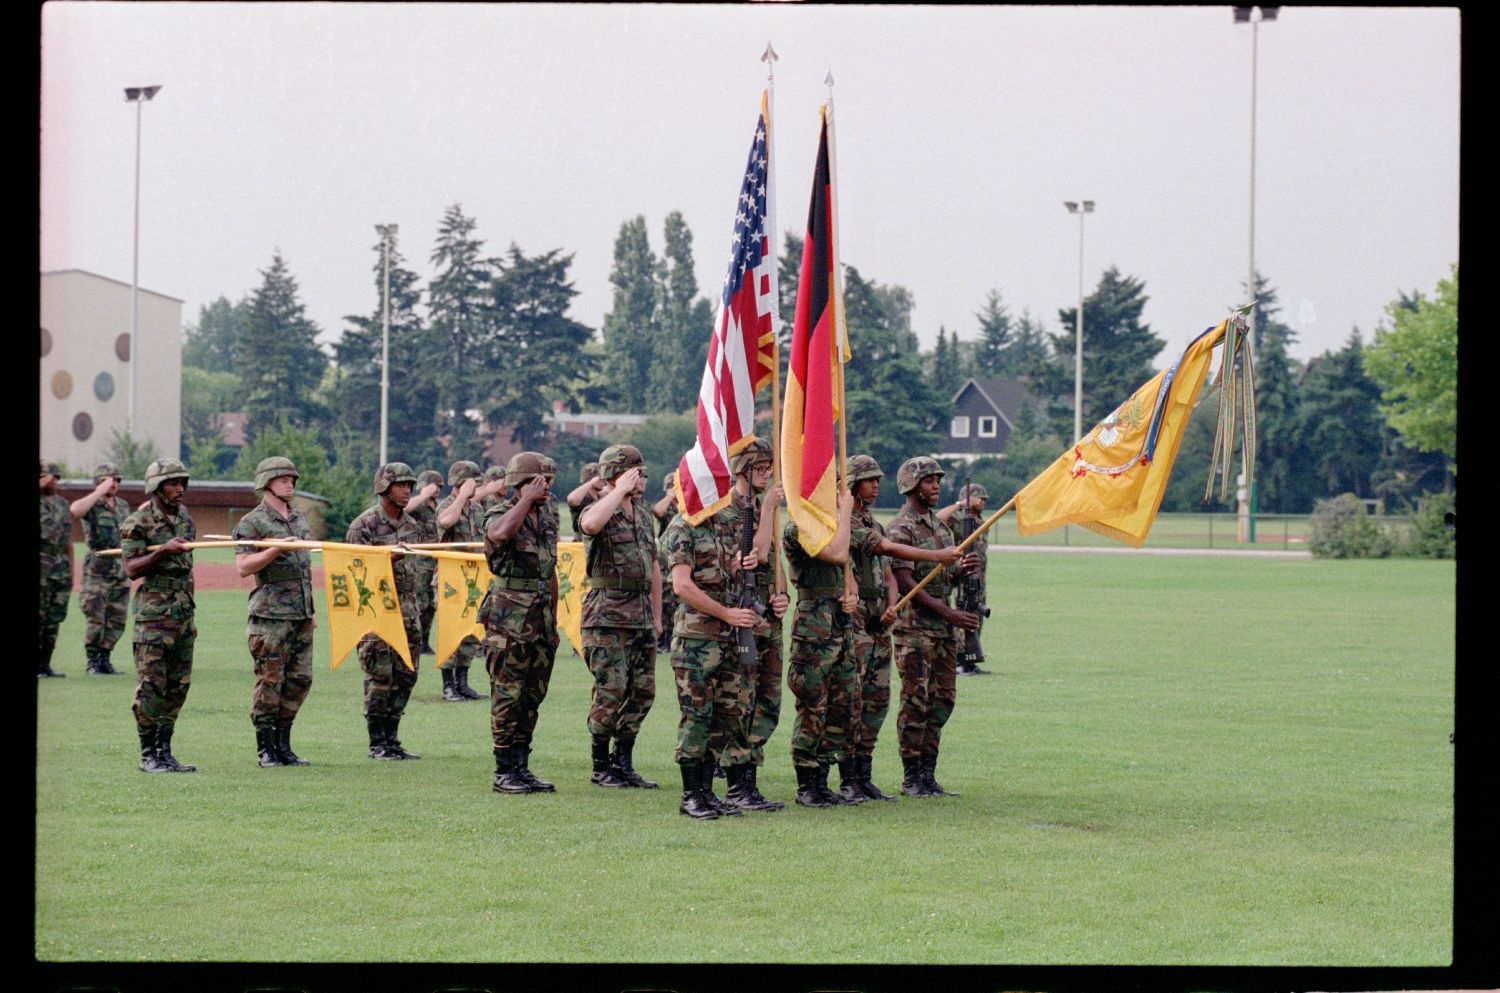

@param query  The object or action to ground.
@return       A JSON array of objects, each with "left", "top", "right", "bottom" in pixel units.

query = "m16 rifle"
[
  {"left": 955, "top": 477, "right": 990, "bottom": 670},
  {"left": 731, "top": 494, "right": 763, "bottom": 677}
]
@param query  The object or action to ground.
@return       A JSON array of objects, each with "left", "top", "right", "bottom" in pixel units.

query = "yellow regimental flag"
[
  {"left": 555, "top": 540, "right": 590, "bottom": 658},
  {"left": 430, "top": 551, "right": 492, "bottom": 669},
  {"left": 1014, "top": 320, "right": 1227, "bottom": 548},
  {"left": 321, "top": 542, "right": 413, "bottom": 670}
]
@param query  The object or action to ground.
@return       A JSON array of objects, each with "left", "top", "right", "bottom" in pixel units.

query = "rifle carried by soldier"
[
  {"left": 955, "top": 477, "right": 991, "bottom": 671},
  {"left": 731, "top": 494, "right": 764, "bottom": 678}
]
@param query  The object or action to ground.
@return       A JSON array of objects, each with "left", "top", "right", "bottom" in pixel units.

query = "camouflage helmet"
[
  {"left": 416, "top": 469, "right": 444, "bottom": 489},
  {"left": 144, "top": 458, "right": 191, "bottom": 495},
  {"left": 960, "top": 482, "right": 989, "bottom": 502},
  {"left": 253, "top": 456, "right": 299, "bottom": 493},
  {"left": 373, "top": 461, "right": 417, "bottom": 495},
  {"left": 539, "top": 455, "right": 559, "bottom": 478},
  {"left": 597, "top": 444, "right": 645, "bottom": 482},
  {"left": 39, "top": 459, "right": 61, "bottom": 478},
  {"left": 728, "top": 437, "right": 774, "bottom": 475},
  {"left": 845, "top": 454, "right": 884, "bottom": 487},
  {"left": 446, "top": 460, "right": 481, "bottom": 486},
  {"left": 505, "top": 451, "right": 554, "bottom": 488},
  {"left": 483, "top": 465, "right": 506, "bottom": 483},
  {"left": 92, "top": 460, "right": 123, "bottom": 483},
  {"left": 896, "top": 456, "right": 944, "bottom": 495},
  {"left": 579, "top": 462, "right": 598, "bottom": 483}
]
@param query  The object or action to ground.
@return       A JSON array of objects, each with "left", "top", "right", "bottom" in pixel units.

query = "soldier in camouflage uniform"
[
  {"left": 482, "top": 452, "right": 561, "bottom": 795},
  {"left": 121, "top": 458, "right": 199, "bottom": 772},
  {"left": 434, "top": 461, "right": 487, "bottom": 702},
  {"left": 661, "top": 483, "right": 762, "bottom": 820},
  {"left": 715, "top": 439, "right": 791, "bottom": 813},
  {"left": 844, "top": 455, "right": 965, "bottom": 801},
  {"left": 407, "top": 470, "right": 443, "bottom": 657},
  {"left": 38, "top": 460, "right": 74, "bottom": 678},
  {"left": 939, "top": 482, "right": 993, "bottom": 676},
  {"left": 885, "top": 457, "right": 982, "bottom": 797},
  {"left": 69, "top": 461, "right": 130, "bottom": 675},
  {"left": 480, "top": 465, "right": 508, "bottom": 514},
  {"left": 781, "top": 489, "right": 858, "bottom": 808},
  {"left": 578, "top": 444, "right": 661, "bottom": 789},
  {"left": 233, "top": 457, "right": 317, "bottom": 767},
  {"left": 345, "top": 463, "right": 425, "bottom": 760},
  {"left": 652, "top": 471, "right": 680, "bottom": 654},
  {"left": 565, "top": 462, "right": 605, "bottom": 540}
]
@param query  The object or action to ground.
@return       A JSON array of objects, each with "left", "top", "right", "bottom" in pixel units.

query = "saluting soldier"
[
  {"left": 38, "top": 460, "right": 73, "bottom": 678},
  {"left": 565, "top": 462, "right": 605, "bottom": 540},
  {"left": 884, "top": 457, "right": 982, "bottom": 797},
  {"left": 70, "top": 461, "right": 130, "bottom": 675},
  {"left": 434, "top": 460, "right": 487, "bottom": 702},
  {"left": 844, "top": 455, "right": 965, "bottom": 801},
  {"left": 346, "top": 463, "right": 425, "bottom": 760},
  {"left": 652, "top": 471, "right": 680, "bottom": 654},
  {"left": 716, "top": 439, "right": 790, "bottom": 813},
  {"left": 121, "top": 458, "right": 199, "bottom": 772},
  {"left": 482, "top": 452, "right": 561, "bottom": 795},
  {"left": 407, "top": 470, "right": 444, "bottom": 656},
  {"left": 480, "top": 465, "right": 508, "bottom": 515},
  {"left": 233, "top": 457, "right": 316, "bottom": 767},
  {"left": 577, "top": 444, "right": 661, "bottom": 789},
  {"left": 938, "top": 482, "right": 993, "bottom": 676}
]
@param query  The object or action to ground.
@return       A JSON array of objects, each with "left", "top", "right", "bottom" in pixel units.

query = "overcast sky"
[{"left": 41, "top": 3, "right": 1459, "bottom": 372}]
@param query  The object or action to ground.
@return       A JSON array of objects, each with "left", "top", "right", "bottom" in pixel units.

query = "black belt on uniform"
[
  {"left": 588, "top": 577, "right": 649, "bottom": 592},
  {"left": 140, "top": 575, "right": 193, "bottom": 593},
  {"left": 494, "top": 576, "right": 546, "bottom": 592},
  {"left": 795, "top": 585, "right": 844, "bottom": 599}
]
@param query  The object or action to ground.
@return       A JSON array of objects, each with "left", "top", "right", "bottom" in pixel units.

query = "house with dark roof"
[{"left": 939, "top": 377, "right": 1043, "bottom": 462}]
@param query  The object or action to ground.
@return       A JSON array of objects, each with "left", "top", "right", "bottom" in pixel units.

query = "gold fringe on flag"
[{"left": 1205, "top": 304, "right": 1258, "bottom": 504}]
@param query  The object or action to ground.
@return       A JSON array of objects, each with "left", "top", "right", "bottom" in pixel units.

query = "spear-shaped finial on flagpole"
[
  {"left": 761, "top": 40, "right": 778, "bottom": 82},
  {"left": 825, "top": 69, "right": 835, "bottom": 100}
]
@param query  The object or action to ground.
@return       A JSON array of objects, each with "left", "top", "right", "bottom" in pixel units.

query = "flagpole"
[
  {"left": 823, "top": 83, "right": 852, "bottom": 595},
  {"left": 886, "top": 494, "right": 1017, "bottom": 617},
  {"left": 762, "top": 42, "right": 784, "bottom": 593}
]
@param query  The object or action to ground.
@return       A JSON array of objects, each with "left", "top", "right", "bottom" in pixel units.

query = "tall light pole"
[
  {"left": 1064, "top": 200, "right": 1094, "bottom": 443},
  {"left": 375, "top": 224, "right": 398, "bottom": 466},
  {"left": 1234, "top": 5, "right": 1276, "bottom": 541},
  {"left": 124, "top": 85, "right": 161, "bottom": 437}
]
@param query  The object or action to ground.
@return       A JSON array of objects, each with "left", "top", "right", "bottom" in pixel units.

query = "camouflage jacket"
[
  {"left": 480, "top": 494, "right": 558, "bottom": 639},
  {"left": 581, "top": 496, "right": 656, "bottom": 630},
  {"left": 81, "top": 496, "right": 130, "bottom": 584},
  {"left": 437, "top": 491, "right": 486, "bottom": 543},
  {"left": 719, "top": 492, "right": 775, "bottom": 638},
  {"left": 568, "top": 494, "right": 594, "bottom": 544},
  {"left": 345, "top": 501, "right": 422, "bottom": 598},
  {"left": 233, "top": 499, "right": 314, "bottom": 620},
  {"left": 849, "top": 503, "right": 890, "bottom": 604},
  {"left": 406, "top": 501, "right": 440, "bottom": 584},
  {"left": 121, "top": 497, "right": 196, "bottom": 627},
  {"left": 39, "top": 493, "right": 73, "bottom": 584},
  {"left": 887, "top": 504, "right": 957, "bottom": 633},
  {"left": 662, "top": 510, "right": 734, "bottom": 642}
]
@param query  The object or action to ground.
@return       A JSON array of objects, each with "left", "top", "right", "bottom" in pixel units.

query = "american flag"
[{"left": 676, "top": 92, "right": 778, "bottom": 525}]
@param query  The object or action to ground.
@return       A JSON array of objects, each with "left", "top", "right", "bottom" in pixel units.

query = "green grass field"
[{"left": 35, "top": 553, "right": 1454, "bottom": 965}]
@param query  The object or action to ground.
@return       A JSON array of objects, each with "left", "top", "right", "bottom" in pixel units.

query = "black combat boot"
[
  {"left": 900, "top": 755, "right": 934, "bottom": 797},
  {"left": 794, "top": 765, "right": 831, "bottom": 807},
  {"left": 440, "top": 669, "right": 463, "bottom": 702},
  {"left": 712, "top": 758, "right": 726, "bottom": 780},
  {"left": 517, "top": 746, "right": 553, "bottom": 791},
  {"left": 678, "top": 762, "right": 719, "bottom": 819},
  {"left": 38, "top": 641, "right": 66, "bottom": 677},
  {"left": 816, "top": 763, "right": 852, "bottom": 805},
  {"left": 743, "top": 763, "right": 785, "bottom": 811},
  {"left": 85, "top": 649, "right": 105, "bottom": 675},
  {"left": 367, "top": 714, "right": 399, "bottom": 760},
  {"left": 455, "top": 666, "right": 483, "bottom": 700},
  {"left": 277, "top": 721, "right": 310, "bottom": 766},
  {"left": 157, "top": 725, "right": 197, "bottom": 772},
  {"left": 492, "top": 747, "right": 533, "bottom": 793},
  {"left": 725, "top": 763, "right": 781, "bottom": 812},
  {"left": 590, "top": 734, "right": 629, "bottom": 787},
  {"left": 857, "top": 754, "right": 897, "bottom": 801},
  {"left": 611, "top": 736, "right": 658, "bottom": 789},
  {"left": 700, "top": 759, "right": 741, "bottom": 815},
  {"left": 98, "top": 650, "right": 120, "bottom": 675},
  {"left": 256, "top": 725, "right": 284, "bottom": 767},
  {"left": 138, "top": 727, "right": 171, "bottom": 773},
  {"left": 836, "top": 759, "right": 869, "bottom": 805},
  {"left": 385, "top": 716, "right": 420, "bottom": 759},
  {"left": 923, "top": 753, "right": 960, "bottom": 797}
]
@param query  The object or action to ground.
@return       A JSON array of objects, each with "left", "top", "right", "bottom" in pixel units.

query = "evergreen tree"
[
  {"left": 650, "top": 212, "right": 711, "bottom": 414},
  {"left": 1006, "top": 309, "right": 1053, "bottom": 383},
  {"left": 973, "top": 289, "right": 1012, "bottom": 377},
  {"left": 931, "top": 326, "right": 965, "bottom": 398},
  {"left": 600, "top": 216, "right": 658, "bottom": 411},
  {"left": 1245, "top": 273, "right": 1312, "bottom": 513},
  {"left": 427, "top": 204, "right": 497, "bottom": 457},
  {"left": 182, "top": 295, "right": 249, "bottom": 375},
  {"left": 1298, "top": 330, "right": 1386, "bottom": 500},
  {"left": 237, "top": 252, "right": 328, "bottom": 440}
]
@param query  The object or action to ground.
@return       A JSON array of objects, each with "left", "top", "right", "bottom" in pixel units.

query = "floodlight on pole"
[
  {"left": 1064, "top": 200, "right": 1094, "bottom": 445},
  {"left": 375, "top": 224, "right": 399, "bottom": 466},
  {"left": 124, "top": 84, "right": 161, "bottom": 437}
]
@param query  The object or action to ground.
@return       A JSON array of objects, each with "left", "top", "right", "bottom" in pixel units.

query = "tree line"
[{"left": 168, "top": 204, "right": 1455, "bottom": 534}]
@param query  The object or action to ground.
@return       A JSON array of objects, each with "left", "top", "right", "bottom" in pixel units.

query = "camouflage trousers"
[
  {"left": 357, "top": 614, "right": 421, "bottom": 718},
  {"left": 132, "top": 618, "right": 195, "bottom": 731},
  {"left": 39, "top": 575, "right": 70, "bottom": 657},
  {"left": 485, "top": 630, "right": 556, "bottom": 749},
  {"left": 849, "top": 606, "right": 893, "bottom": 758},
  {"left": 441, "top": 634, "right": 484, "bottom": 673},
  {"left": 247, "top": 616, "right": 315, "bottom": 728},
  {"left": 582, "top": 626, "right": 656, "bottom": 740},
  {"left": 893, "top": 630, "right": 958, "bottom": 760},
  {"left": 670, "top": 635, "right": 744, "bottom": 766},
  {"left": 738, "top": 624, "right": 783, "bottom": 767},
  {"left": 80, "top": 575, "right": 130, "bottom": 654},
  {"left": 786, "top": 615, "right": 855, "bottom": 769}
]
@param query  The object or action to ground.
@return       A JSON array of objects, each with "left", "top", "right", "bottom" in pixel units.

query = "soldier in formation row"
[{"left": 70, "top": 461, "right": 131, "bottom": 676}]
